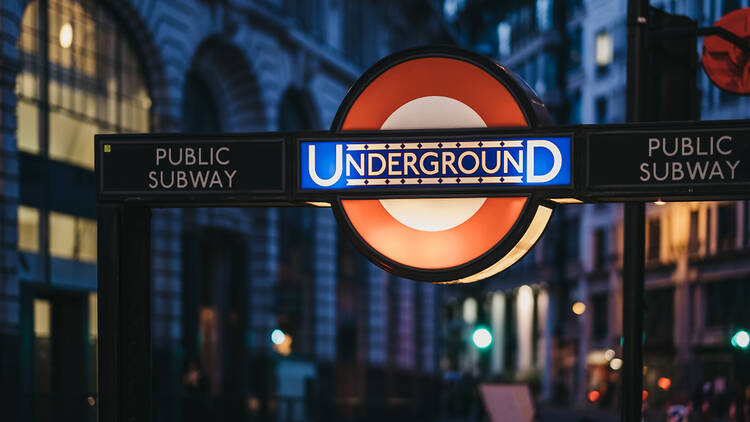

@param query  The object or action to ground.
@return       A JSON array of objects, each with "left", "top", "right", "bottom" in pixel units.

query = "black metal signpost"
[
  {"left": 99, "top": 122, "right": 750, "bottom": 203},
  {"left": 98, "top": 123, "right": 750, "bottom": 202},
  {"left": 94, "top": 25, "right": 750, "bottom": 419},
  {"left": 97, "top": 120, "right": 750, "bottom": 421}
]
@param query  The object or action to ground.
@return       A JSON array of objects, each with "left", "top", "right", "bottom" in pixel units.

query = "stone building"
[{"left": 0, "top": 0, "right": 453, "bottom": 420}]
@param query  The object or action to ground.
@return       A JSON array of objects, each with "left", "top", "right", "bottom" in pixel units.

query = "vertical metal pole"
[
  {"left": 98, "top": 205, "right": 152, "bottom": 422},
  {"left": 624, "top": 1, "right": 648, "bottom": 422}
]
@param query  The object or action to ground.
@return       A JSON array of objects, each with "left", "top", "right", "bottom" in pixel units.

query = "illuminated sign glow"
[{"left": 300, "top": 137, "right": 571, "bottom": 190}]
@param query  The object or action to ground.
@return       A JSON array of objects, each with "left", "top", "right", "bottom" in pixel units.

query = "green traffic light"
[
  {"left": 731, "top": 330, "right": 750, "bottom": 349},
  {"left": 472, "top": 327, "right": 492, "bottom": 348}
]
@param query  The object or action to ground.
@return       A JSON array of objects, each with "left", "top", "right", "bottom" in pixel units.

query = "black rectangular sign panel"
[
  {"left": 96, "top": 122, "right": 750, "bottom": 204},
  {"left": 97, "top": 135, "right": 285, "bottom": 202},
  {"left": 588, "top": 128, "right": 750, "bottom": 196}
]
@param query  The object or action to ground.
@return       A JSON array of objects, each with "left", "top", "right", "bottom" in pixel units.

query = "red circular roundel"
[
  {"left": 331, "top": 47, "right": 554, "bottom": 283},
  {"left": 703, "top": 8, "right": 750, "bottom": 94}
]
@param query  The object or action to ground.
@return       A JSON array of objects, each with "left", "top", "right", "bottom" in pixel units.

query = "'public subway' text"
[
  {"left": 147, "top": 147, "right": 238, "bottom": 189},
  {"left": 639, "top": 136, "right": 740, "bottom": 182}
]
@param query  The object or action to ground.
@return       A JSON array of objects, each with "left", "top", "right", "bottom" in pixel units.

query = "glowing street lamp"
[
  {"left": 572, "top": 301, "right": 586, "bottom": 315},
  {"left": 271, "top": 328, "right": 286, "bottom": 345},
  {"left": 472, "top": 327, "right": 493, "bottom": 349},
  {"left": 731, "top": 330, "right": 750, "bottom": 349}
]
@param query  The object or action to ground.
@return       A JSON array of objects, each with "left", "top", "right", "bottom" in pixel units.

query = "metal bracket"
[{"left": 654, "top": 26, "right": 750, "bottom": 53}]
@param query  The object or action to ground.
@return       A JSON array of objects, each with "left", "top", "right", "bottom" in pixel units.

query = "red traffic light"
[{"left": 702, "top": 8, "right": 750, "bottom": 94}]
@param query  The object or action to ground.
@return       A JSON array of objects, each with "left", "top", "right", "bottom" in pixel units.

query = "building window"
[
  {"left": 17, "top": 0, "right": 150, "bottom": 280},
  {"left": 497, "top": 22, "right": 512, "bottom": 57},
  {"left": 536, "top": 0, "right": 553, "bottom": 31},
  {"left": 444, "top": 0, "right": 466, "bottom": 21},
  {"left": 595, "top": 30, "right": 613, "bottom": 70},
  {"left": 647, "top": 218, "right": 661, "bottom": 262},
  {"left": 525, "top": 59, "right": 537, "bottom": 90},
  {"left": 644, "top": 287, "right": 674, "bottom": 346},
  {"left": 592, "top": 227, "right": 608, "bottom": 270},
  {"left": 17, "top": 0, "right": 151, "bottom": 170},
  {"left": 18, "top": 205, "right": 40, "bottom": 253},
  {"left": 543, "top": 51, "right": 558, "bottom": 93},
  {"left": 284, "top": 0, "right": 324, "bottom": 41},
  {"left": 34, "top": 298, "right": 53, "bottom": 393},
  {"left": 688, "top": 210, "right": 700, "bottom": 256},
  {"left": 566, "top": 0, "right": 584, "bottom": 15},
  {"left": 705, "top": 278, "right": 746, "bottom": 329},
  {"left": 717, "top": 203, "right": 737, "bottom": 252},
  {"left": 567, "top": 27, "right": 582, "bottom": 74},
  {"left": 591, "top": 293, "right": 608, "bottom": 340},
  {"left": 48, "top": 211, "right": 97, "bottom": 263},
  {"left": 595, "top": 96, "right": 608, "bottom": 123},
  {"left": 567, "top": 90, "right": 581, "bottom": 124},
  {"left": 566, "top": 218, "right": 580, "bottom": 259},
  {"left": 182, "top": 70, "right": 220, "bottom": 133},
  {"left": 343, "top": 1, "right": 365, "bottom": 66}
]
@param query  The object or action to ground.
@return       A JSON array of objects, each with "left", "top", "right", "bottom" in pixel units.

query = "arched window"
[
  {"left": 16, "top": 0, "right": 151, "bottom": 274},
  {"left": 17, "top": 0, "right": 151, "bottom": 169},
  {"left": 182, "top": 69, "right": 221, "bottom": 133}
]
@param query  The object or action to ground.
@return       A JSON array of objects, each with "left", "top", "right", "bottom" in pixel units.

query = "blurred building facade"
[
  {"left": 0, "top": 0, "right": 454, "bottom": 421},
  {"left": 442, "top": 0, "right": 750, "bottom": 412}
]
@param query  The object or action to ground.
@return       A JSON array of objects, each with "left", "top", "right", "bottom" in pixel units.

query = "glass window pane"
[
  {"left": 17, "top": 100, "right": 40, "bottom": 154},
  {"left": 49, "top": 211, "right": 97, "bottom": 262},
  {"left": 18, "top": 205, "right": 39, "bottom": 253},
  {"left": 48, "top": 109, "right": 98, "bottom": 169},
  {"left": 33, "top": 298, "right": 51, "bottom": 338},
  {"left": 16, "top": 71, "right": 40, "bottom": 103},
  {"left": 34, "top": 298, "right": 52, "bottom": 393},
  {"left": 49, "top": 211, "right": 75, "bottom": 259},
  {"left": 77, "top": 217, "right": 97, "bottom": 263},
  {"left": 39, "top": 0, "right": 151, "bottom": 169},
  {"left": 19, "top": 0, "right": 39, "bottom": 55},
  {"left": 89, "top": 292, "right": 98, "bottom": 393}
]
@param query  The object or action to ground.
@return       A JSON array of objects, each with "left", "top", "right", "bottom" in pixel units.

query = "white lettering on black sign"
[
  {"left": 97, "top": 138, "right": 284, "bottom": 199},
  {"left": 588, "top": 129, "right": 750, "bottom": 189},
  {"left": 639, "top": 136, "right": 740, "bottom": 182},
  {"left": 147, "top": 147, "right": 238, "bottom": 189}
]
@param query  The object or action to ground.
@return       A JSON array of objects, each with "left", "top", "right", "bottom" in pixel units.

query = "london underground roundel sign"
[
  {"left": 702, "top": 8, "right": 750, "bottom": 94},
  {"left": 329, "top": 47, "right": 556, "bottom": 283}
]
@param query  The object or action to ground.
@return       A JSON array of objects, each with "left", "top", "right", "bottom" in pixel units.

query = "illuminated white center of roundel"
[{"left": 378, "top": 96, "right": 487, "bottom": 232}]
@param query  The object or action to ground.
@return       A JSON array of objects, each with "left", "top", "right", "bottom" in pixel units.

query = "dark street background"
[{"left": 0, "top": 0, "right": 749, "bottom": 421}]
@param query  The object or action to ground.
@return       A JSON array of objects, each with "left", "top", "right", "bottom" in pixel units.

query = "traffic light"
[
  {"left": 472, "top": 327, "right": 492, "bottom": 349},
  {"left": 731, "top": 330, "right": 750, "bottom": 349}
]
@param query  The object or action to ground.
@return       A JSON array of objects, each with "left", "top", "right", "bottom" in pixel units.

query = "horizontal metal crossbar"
[{"left": 95, "top": 119, "right": 750, "bottom": 206}]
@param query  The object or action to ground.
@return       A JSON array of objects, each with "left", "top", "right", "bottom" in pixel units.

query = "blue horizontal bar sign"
[{"left": 299, "top": 137, "right": 571, "bottom": 190}]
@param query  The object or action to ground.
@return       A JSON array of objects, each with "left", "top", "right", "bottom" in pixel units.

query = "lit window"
[
  {"left": 34, "top": 298, "right": 51, "bottom": 338},
  {"left": 18, "top": 205, "right": 39, "bottom": 253},
  {"left": 497, "top": 22, "right": 512, "bottom": 57},
  {"left": 49, "top": 211, "right": 97, "bottom": 263},
  {"left": 17, "top": 0, "right": 151, "bottom": 170},
  {"left": 89, "top": 293, "right": 98, "bottom": 340},
  {"left": 16, "top": 100, "right": 39, "bottom": 154},
  {"left": 595, "top": 31, "right": 613, "bottom": 67},
  {"left": 647, "top": 218, "right": 661, "bottom": 261},
  {"left": 49, "top": 212, "right": 75, "bottom": 259},
  {"left": 444, "top": 0, "right": 465, "bottom": 21},
  {"left": 536, "top": 0, "right": 553, "bottom": 31}
]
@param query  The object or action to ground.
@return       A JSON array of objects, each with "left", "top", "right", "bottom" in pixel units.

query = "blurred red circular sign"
[{"left": 703, "top": 8, "right": 750, "bottom": 94}]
